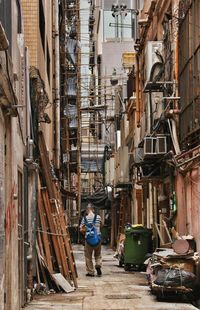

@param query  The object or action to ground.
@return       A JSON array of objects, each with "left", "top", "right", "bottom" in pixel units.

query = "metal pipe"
[
  {"left": 176, "top": 144, "right": 200, "bottom": 160},
  {"left": 171, "top": 118, "right": 180, "bottom": 154},
  {"left": 167, "top": 119, "right": 180, "bottom": 155},
  {"left": 176, "top": 153, "right": 200, "bottom": 168},
  {"left": 54, "top": 0, "right": 60, "bottom": 169},
  {"left": 136, "top": 54, "right": 140, "bottom": 126}
]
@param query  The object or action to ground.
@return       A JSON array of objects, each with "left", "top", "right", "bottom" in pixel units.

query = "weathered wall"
[
  {"left": 21, "top": 0, "right": 54, "bottom": 160},
  {"left": 0, "top": 108, "right": 5, "bottom": 310},
  {"left": 2, "top": 1, "right": 27, "bottom": 309},
  {"left": 21, "top": 0, "right": 38, "bottom": 67},
  {"left": 176, "top": 167, "right": 200, "bottom": 251},
  {"left": 176, "top": 0, "right": 200, "bottom": 278}
]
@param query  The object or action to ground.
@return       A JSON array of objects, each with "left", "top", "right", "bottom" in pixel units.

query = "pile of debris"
[
  {"left": 146, "top": 229, "right": 199, "bottom": 299},
  {"left": 35, "top": 131, "right": 78, "bottom": 294}
]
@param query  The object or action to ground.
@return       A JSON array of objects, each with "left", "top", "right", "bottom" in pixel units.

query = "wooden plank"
[
  {"left": 38, "top": 131, "right": 57, "bottom": 199},
  {"left": 162, "top": 220, "right": 173, "bottom": 243},
  {"left": 42, "top": 188, "right": 73, "bottom": 282},
  {"left": 37, "top": 189, "right": 53, "bottom": 273},
  {"left": 53, "top": 199, "right": 78, "bottom": 286},
  {"left": 52, "top": 201, "right": 77, "bottom": 277},
  {"left": 52, "top": 211, "right": 71, "bottom": 281},
  {"left": 38, "top": 131, "right": 77, "bottom": 286},
  {"left": 41, "top": 188, "right": 63, "bottom": 275},
  {"left": 52, "top": 273, "right": 75, "bottom": 293},
  {"left": 36, "top": 239, "right": 49, "bottom": 289},
  {"left": 36, "top": 256, "right": 41, "bottom": 284},
  {"left": 37, "top": 231, "right": 46, "bottom": 263},
  {"left": 155, "top": 223, "right": 165, "bottom": 245}
]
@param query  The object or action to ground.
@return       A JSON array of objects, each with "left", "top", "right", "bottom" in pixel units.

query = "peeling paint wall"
[{"left": 177, "top": 167, "right": 200, "bottom": 251}]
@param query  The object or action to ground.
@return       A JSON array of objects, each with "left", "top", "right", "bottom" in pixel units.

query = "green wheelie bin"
[{"left": 124, "top": 225, "right": 152, "bottom": 271}]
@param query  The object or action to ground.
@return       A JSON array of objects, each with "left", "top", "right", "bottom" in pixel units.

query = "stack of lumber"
[{"left": 36, "top": 131, "right": 78, "bottom": 292}]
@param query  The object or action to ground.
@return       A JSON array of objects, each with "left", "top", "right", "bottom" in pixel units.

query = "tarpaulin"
[{"left": 82, "top": 189, "right": 111, "bottom": 209}]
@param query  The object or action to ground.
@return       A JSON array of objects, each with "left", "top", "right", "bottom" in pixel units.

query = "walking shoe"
[
  {"left": 95, "top": 266, "right": 102, "bottom": 276},
  {"left": 85, "top": 273, "right": 94, "bottom": 277}
]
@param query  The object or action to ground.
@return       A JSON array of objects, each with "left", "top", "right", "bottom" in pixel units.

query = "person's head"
[{"left": 86, "top": 203, "right": 94, "bottom": 214}]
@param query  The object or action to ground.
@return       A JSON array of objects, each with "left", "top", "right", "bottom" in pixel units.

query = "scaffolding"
[
  {"left": 59, "top": 0, "right": 117, "bottom": 218},
  {"left": 60, "top": 0, "right": 81, "bottom": 224}
]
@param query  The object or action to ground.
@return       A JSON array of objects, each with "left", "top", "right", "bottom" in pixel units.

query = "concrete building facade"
[
  {"left": 175, "top": 0, "right": 200, "bottom": 280},
  {"left": 113, "top": 0, "right": 200, "bottom": 286},
  {"left": 0, "top": 0, "right": 59, "bottom": 308},
  {"left": 0, "top": 1, "right": 29, "bottom": 309},
  {"left": 131, "top": 0, "right": 181, "bottom": 244}
]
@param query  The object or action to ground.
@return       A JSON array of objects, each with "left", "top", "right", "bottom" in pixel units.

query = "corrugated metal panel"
[{"left": 81, "top": 158, "right": 103, "bottom": 172}]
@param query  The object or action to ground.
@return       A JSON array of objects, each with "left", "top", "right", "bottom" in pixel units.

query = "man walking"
[{"left": 80, "top": 203, "right": 102, "bottom": 277}]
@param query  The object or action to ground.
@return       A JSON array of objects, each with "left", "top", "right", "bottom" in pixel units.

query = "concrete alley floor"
[{"left": 24, "top": 245, "right": 198, "bottom": 310}]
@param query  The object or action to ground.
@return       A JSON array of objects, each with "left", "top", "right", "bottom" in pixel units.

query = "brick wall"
[{"left": 21, "top": 0, "right": 38, "bottom": 66}]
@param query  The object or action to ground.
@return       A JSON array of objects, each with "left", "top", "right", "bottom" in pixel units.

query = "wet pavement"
[{"left": 24, "top": 245, "right": 198, "bottom": 310}]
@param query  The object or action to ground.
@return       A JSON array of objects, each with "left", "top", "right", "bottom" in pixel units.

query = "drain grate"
[{"left": 105, "top": 293, "right": 140, "bottom": 299}]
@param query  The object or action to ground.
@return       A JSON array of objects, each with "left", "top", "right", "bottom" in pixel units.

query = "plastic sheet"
[{"left": 154, "top": 268, "right": 196, "bottom": 289}]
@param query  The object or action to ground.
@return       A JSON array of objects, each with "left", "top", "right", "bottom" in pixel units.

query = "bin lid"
[
  {"left": 125, "top": 226, "right": 152, "bottom": 235},
  {"left": 132, "top": 224, "right": 144, "bottom": 228}
]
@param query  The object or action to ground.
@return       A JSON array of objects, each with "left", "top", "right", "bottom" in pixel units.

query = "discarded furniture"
[{"left": 146, "top": 247, "right": 199, "bottom": 300}]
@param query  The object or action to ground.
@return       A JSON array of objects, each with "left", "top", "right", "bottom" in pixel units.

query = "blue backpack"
[{"left": 84, "top": 214, "right": 101, "bottom": 246}]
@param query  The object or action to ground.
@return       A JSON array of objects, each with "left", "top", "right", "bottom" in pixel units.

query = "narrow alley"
[
  {"left": 1, "top": 0, "right": 200, "bottom": 310},
  {"left": 24, "top": 245, "right": 198, "bottom": 310}
]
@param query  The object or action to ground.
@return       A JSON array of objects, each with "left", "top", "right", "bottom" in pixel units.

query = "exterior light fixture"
[
  {"left": 112, "top": 4, "right": 119, "bottom": 17},
  {"left": 120, "top": 4, "right": 127, "bottom": 16}
]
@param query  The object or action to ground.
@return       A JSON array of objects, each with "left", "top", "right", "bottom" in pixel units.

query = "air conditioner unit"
[{"left": 144, "top": 41, "right": 163, "bottom": 84}]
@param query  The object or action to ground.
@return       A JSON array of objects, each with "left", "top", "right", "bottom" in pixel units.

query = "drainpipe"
[
  {"left": 136, "top": 54, "right": 140, "bottom": 127},
  {"left": 54, "top": 0, "right": 60, "bottom": 169}
]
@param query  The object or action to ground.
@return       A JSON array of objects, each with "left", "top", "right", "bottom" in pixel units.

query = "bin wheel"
[
  {"left": 124, "top": 264, "right": 131, "bottom": 271},
  {"left": 156, "top": 292, "right": 166, "bottom": 301},
  {"left": 119, "top": 260, "right": 123, "bottom": 267}
]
